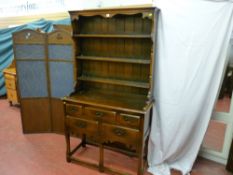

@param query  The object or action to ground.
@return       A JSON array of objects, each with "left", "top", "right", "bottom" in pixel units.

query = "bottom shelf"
[{"left": 64, "top": 89, "right": 151, "bottom": 113}]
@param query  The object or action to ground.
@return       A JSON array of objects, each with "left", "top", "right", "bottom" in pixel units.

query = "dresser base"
[{"left": 65, "top": 134, "right": 148, "bottom": 175}]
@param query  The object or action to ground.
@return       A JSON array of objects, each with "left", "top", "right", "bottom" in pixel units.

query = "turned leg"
[
  {"left": 81, "top": 134, "right": 86, "bottom": 147},
  {"left": 9, "top": 101, "right": 12, "bottom": 106},
  {"left": 65, "top": 130, "right": 71, "bottom": 162},
  {"left": 138, "top": 139, "right": 145, "bottom": 175},
  {"left": 99, "top": 144, "right": 104, "bottom": 172},
  {"left": 137, "top": 152, "right": 144, "bottom": 175}
]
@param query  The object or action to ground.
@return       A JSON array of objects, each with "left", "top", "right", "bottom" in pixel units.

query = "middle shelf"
[
  {"left": 77, "top": 56, "right": 150, "bottom": 64},
  {"left": 78, "top": 76, "right": 149, "bottom": 89},
  {"left": 74, "top": 34, "right": 151, "bottom": 39}
]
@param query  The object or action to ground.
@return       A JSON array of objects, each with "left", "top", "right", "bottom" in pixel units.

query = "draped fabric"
[
  {"left": 0, "top": 18, "right": 70, "bottom": 95},
  {"left": 148, "top": 0, "right": 233, "bottom": 175}
]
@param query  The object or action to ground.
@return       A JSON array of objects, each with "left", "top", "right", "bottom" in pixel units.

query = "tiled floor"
[
  {"left": 0, "top": 98, "right": 232, "bottom": 175},
  {"left": 215, "top": 95, "right": 231, "bottom": 113}
]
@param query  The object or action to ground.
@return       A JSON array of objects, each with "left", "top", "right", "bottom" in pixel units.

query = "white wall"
[
  {"left": 66, "top": 0, "right": 153, "bottom": 11},
  {"left": 0, "top": 0, "right": 153, "bottom": 29}
]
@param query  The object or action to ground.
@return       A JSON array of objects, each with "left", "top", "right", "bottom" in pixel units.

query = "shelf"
[
  {"left": 78, "top": 76, "right": 149, "bottom": 89},
  {"left": 74, "top": 34, "right": 151, "bottom": 39},
  {"left": 65, "top": 89, "right": 151, "bottom": 113},
  {"left": 77, "top": 56, "right": 150, "bottom": 64}
]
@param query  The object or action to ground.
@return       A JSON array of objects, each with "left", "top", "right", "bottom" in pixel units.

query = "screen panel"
[
  {"left": 17, "top": 61, "right": 48, "bottom": 98},
  {"left": 48, "top": 30, "right": 74, "bottom": 133},
  {"left": 20, "top": 99, "right": 51, "bottom": 133},
  {"left": 48, "top": 45, "right": 73, "bottom": 61},
  {"left": 13, "top": 29, "right": 51, "bottom": 134},
  {"left": 15, "top": 44, "right": 45, "bottom": 60},
  {"left": 49, "top": 62, "right": 74, "bottom": 98}
]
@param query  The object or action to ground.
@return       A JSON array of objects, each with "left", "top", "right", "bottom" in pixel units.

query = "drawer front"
[
  {"left": 118, "top": 113, "right": 140, "bottom": 129},
  {"left": 7, "top": 89, "right": 18, "bottom": 102},
  {"left": 5, "top": 79, "right": 16, "bottom": 90},
  {"left": 66, "top": 104, "right": 83, "bottom": 117},
  {"left": 66, "top": 117, "right": 98, "bottom": 140},
  {"left": 84, "top": 107, "right": 116, "bottom": 123},
  {"left": 4, "top": 74, "right": 15, "bottom": 80},
  {"left": 101, "top": 123, "right": 140, "bottom": 149}
]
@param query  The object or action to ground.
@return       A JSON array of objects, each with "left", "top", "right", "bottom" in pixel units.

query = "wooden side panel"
[
  {"left": 51, "top": 98, "right": 65, "bottom": 134},
  {"left": 48, "top": 30, "right": 73, "bottom": 44},
  {"left": 13, "top": 29, "right": 45, "bottom": 44},
  {"left": 20, "top": 98, "right": 51, "bottom": 133},
  {"left": 202, "top": 120, "right": 227, "bottom": 152}
]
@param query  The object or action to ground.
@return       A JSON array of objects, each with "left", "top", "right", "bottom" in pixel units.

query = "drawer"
[
  {"left": 84, "top": 107, "right": 116, "bottom": 123},
  {"left": 118, "top": 113, "right": 140, "bottom": 129},
  {"left": 5, "top": 79, "right": 16, "bottom": 90},
  {"left": 7, "top": 89, "right": 18, "bottom": 102},
  {"left": 101, "top": 124, "right": 140, "bottom": 148},
  {"left": 4, "top": 74, "right": 15, "bottom": 80},
  {"left": 66, "top": 117, "right": 98, "bottom": 140},
  {"left": 66, "top": 104, "right": 83, "bottom": 117}
]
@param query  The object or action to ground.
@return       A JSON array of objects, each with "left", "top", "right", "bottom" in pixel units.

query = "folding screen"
[{"left": 13, "top": 29, "right": 75, "bottom": 133}]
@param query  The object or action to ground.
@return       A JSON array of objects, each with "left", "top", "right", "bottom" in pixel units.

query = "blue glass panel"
[
  {"left": 15, "top": 44, "right": 45, "bottom": 59},
  {"left": 49, "top": 62, "right": 74, "bottom": 98},
  {"left": 17, "top": 61, "right": 48, "bottom": 98},
  {"left": 48, "top": 45, "right": 73, "bottom": 61}
]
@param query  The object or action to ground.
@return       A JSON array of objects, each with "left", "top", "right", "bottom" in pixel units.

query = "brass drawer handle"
[
  {"left": 113, "top": 128, "right": 126, "bottom": 136},
  {"left": 75, "top": 121, "right": 86, "bottom": 128},
  {"left": 70, "top": 107, "right": 77, "bottom": 112},
  {"left": 121, "top": 114, "right": 139, "bottom": 124},
  {"left": 95, "top": 111, "right": 103, "bottom": 117},
  {"left": 123, "top": 116, "right": 131, "bottom": 122}
]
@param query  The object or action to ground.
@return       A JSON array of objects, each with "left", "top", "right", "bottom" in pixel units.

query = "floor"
[
  {"left": 0, "top": 98, "right": 232, "bottom": 175},
  {"left": 215, "top": 95, "right": 231, "bottom": 113}
]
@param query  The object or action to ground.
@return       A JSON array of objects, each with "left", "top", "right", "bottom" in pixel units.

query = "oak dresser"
[{"left": 63, "top": 7, "right": 159, "bottom": 175}]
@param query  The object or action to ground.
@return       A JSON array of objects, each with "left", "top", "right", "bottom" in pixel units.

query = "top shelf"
[{"left": 73, "top": 34, "right": 151, "bottom": 39}]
